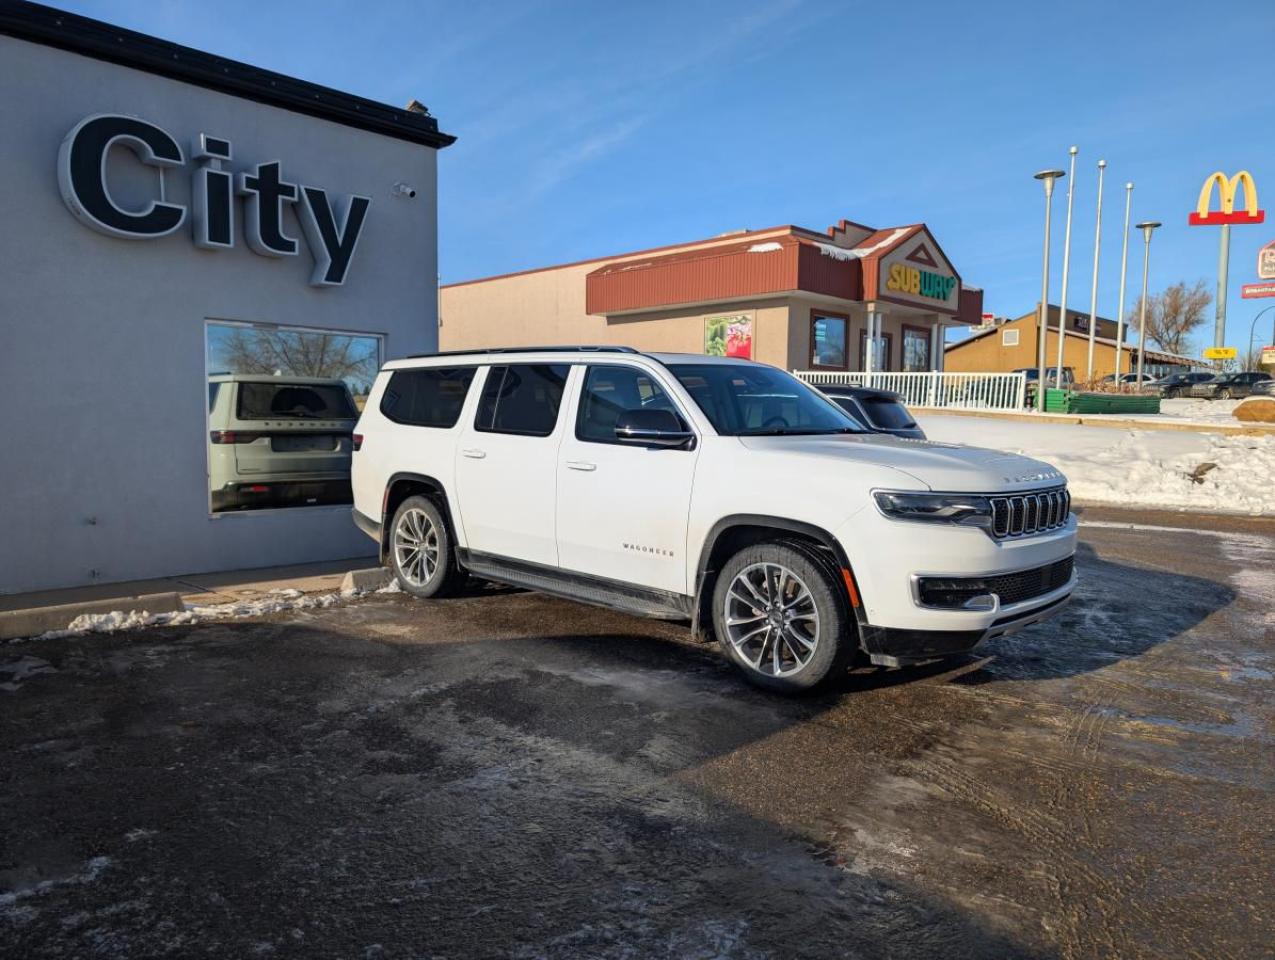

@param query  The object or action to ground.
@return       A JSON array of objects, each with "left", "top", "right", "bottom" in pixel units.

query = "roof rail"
[{"left": 405, "top": 345, "right": 641, "bottom": 359}]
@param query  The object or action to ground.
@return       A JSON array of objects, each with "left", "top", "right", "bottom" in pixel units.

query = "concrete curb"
[
  {"left": 340, "top": 567, "right": 392, "bottom": 594},
  {"left": 0, "top": 592, "right": 185, "bottom": 641},
  {"left": 911, "top": 406, "right": 1275, "bottom": 436}
]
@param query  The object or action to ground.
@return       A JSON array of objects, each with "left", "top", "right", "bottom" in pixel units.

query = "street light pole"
[
  {"left": 1054, "top": 146, "right": 1079, "bottom": 389},
  {"left": 1034, "top": 168, "right": 1066, "bottom": 411},
  {"left": 1085, "top": 159, "right": 1106, "bottom": 382},
  {"left": 1113, "top": 182, "right": 1133, "bottom": 386},
  {"left": 1248, "top": 304, "right": 1275, "bottom": 368},
  {"left": 1135, "top": 220, "right": 1161, "bottom": 384}
]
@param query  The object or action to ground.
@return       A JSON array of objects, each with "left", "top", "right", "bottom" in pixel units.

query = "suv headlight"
[{"left": 873, "top": 491, "right": 993, "bottom": 531}]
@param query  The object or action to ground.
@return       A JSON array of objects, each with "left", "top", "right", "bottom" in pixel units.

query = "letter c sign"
[{"left": 58, "top": 114, "right": 187, "bottom": 239}]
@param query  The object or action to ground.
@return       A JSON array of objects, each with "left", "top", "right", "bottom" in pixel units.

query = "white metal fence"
[{"left": 793, "top": 370, "right": 1027, "bottom": 411}]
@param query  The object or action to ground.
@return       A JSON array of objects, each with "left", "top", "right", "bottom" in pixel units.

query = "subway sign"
[
  {"left": 57, "top": 114, "right": 371, "bottom": 286},
  {"left": 885, "top": 263, "right": 956, "bottom": 301}
]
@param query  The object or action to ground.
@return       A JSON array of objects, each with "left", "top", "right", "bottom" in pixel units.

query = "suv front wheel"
[
  {"left": 712, "top": 540, "right": 856, "bottom": 693},
  {"left": 389, "top": 495, "right": 464, "bottom": 598}
]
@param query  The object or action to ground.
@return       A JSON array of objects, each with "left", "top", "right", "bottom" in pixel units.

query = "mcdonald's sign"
[{"left": 1188, "top": 170, "right": 1264, "bottom": 225}]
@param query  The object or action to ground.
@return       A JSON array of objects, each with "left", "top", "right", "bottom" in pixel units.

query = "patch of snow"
[
  {"left": 13, "top": 576, "right": 404, "bottom": 644},
  {"left": 0, "top": 856, "right": 112, "bottom": 909},
  {"left": 917, "top": 414, "right": 1275, "bottom": 515},
  {"left": 816, "top": 227, "right": 912, "bottom": 262},
  {"left": 746, "top": 241, "right": 783, "bottom": 253},
  {"left": 0, "top": 655, "right": 57, "bottom": 691}
]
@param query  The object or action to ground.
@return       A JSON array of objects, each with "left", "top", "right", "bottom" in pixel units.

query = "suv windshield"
[
  {"left": 667, "top": 363, "right": 862, "bottom": 436},
  {"left": 236, "top": 382, "right": 357, "bottom": 420}
]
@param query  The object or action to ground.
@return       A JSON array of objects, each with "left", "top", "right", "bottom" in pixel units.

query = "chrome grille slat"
[{"left": 988, "top": 485, "right": 1069, "bottom": 541}]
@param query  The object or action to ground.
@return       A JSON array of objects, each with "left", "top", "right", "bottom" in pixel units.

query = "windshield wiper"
[{"left": 741, "top": 427, "right": 860, "bottom": 436}]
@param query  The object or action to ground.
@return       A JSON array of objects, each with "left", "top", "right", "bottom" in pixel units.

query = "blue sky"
[{"left": 60, "top": 0, "right": 1275, "bottom": 356}]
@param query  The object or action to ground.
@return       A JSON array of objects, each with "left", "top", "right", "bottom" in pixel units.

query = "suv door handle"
[
  {"left": 565, "top": 460, "right": 596, "bottom": 472},
  {"left": 461, "top": 448, "right": 487, "bottom": 460}
]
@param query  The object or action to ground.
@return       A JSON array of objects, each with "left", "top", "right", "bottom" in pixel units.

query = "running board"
[{"left": 457, "top": 549, "right": 693, "bottom": 621}]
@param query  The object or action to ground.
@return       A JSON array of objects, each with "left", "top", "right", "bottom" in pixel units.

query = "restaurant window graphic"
[{"left": 704, "top": 314, "right": 753, "bottom": 359}]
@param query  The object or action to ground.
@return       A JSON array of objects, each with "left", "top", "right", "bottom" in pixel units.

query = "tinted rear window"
[
  {"left": 236, "top": 382, "right": 356, "bottom": 420},
  {"left": 860, "top": 397, "right": 916, "bottom": 429},
  {"left": 380, "top": 367, "right": 476, "bottom": 428},
  {"left": 475, "top": 364, "right": 569, "bottom": 437}
]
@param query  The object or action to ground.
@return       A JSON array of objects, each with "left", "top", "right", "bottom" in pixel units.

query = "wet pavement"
[{"left": 2, "top": 519, "right": 1273, "bottom": 959}]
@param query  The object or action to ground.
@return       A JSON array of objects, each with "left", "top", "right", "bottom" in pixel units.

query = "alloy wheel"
[
  {"left": 393, "top": 508, "right": 439, "bottom": 587},
  {"left": 722, "top": 562, "right": 820, "bottom": 677}
]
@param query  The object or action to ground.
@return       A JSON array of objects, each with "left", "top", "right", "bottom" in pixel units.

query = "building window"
[
  {"left": 810, "top": 312, "right": 849, "bottom": 369},
  {"left": 1002, "top": 329, "right": 1020, "bottom": 346},
  {"left": 901, "top": 325, "right": 931, "bottom": 372},
  {"left": 205, "top": 320, "right": 382, "bottom": 514},
  {"left": 859, "top": 330, "right": 893, "bottom": 371}
]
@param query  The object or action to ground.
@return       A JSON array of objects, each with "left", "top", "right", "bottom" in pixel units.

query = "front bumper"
[{"left": 858, "top": 573, "right": 1075, "bottom": 666}]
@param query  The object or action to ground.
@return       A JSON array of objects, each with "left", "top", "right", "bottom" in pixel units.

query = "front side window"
[
  {"left": 475, "top": 364, "right": 569, "bottom": 437},
  {"left": 901, "top": 326, "right": 931, "bottom": 372},
  {"left": 380, "top": 367, "right": 476, "bottom": 428},
  {"left": 576, "top": 365, "right": 686, "bottom": 444},
  {"left": 667, "top": 363, "right": 862, "bottom": 436},
  {"left": 810, "top": 313, "right": 848, "bottom": 368}
]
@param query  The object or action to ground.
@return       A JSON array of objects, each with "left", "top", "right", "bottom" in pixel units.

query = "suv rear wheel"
[
  {"left": 389, "top": 495, "right": 464, "bottom": 598},
  {"left": 712, "top": 539, "right": 855, "bottom": 693}
]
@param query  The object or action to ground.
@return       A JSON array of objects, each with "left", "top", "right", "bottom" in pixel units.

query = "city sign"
[
  {"left": 58, "top": 114, "right": 371, "bottom": 287},
  {"left": 1241, "top": 282, "right": 1275, "bottom": 299},
  {"left": 1262, "top": 345, "right": 1275, "bottom": 366},
  {"left": 1188, "top": 171, "right": 1264, "bottom": 226},
  {"left": 1203, "top": 346, "right": 1237, "bottom": 360},
  {"left": 1259, "top": 241, "right": 1275, "bottom": 280}
]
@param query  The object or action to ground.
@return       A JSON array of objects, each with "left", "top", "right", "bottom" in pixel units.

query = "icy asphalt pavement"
[{"left": 2, "top": 516, "right": 1273, "bottom": 959}]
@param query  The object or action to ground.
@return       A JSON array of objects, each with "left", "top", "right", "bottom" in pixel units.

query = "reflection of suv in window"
[
  {"left": 351, "top": 348, "right": 1076, "bottom": 694},
  {"left": 208, "top": 375, "right": 359, "bottom": 512}
]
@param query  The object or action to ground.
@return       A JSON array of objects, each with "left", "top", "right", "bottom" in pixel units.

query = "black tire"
[
  {"left": 387, "top": 495, "right": 465, "bottom": 599},
  {"left": 1166, "top": 387, "right": 1180, "bottom": 399},
  {"left": 711, "top": 539, "right": 857, "bottom": 694}
]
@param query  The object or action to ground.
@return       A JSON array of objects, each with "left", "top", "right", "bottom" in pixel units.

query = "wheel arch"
[
  {"left": 381, "top": 472, "right": 460, "bottom": 565},
  {"left": 691, "top": 514, "right": 865, "bottom": 642}
]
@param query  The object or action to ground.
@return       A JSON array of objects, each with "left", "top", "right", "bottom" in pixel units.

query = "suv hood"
[{"left": 737, "top": 434, "right": 1064, "bottom": 493}]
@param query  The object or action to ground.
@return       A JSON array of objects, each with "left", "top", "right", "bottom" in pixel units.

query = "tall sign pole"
[
  {"left": 1054, "top": 146, "right": 1079, "bottom": 389},
  {"left": 1113, "top": 182, "right": 1133, "bottom": 381},
  {"left": 1188, "top": 171, "right": 1265, "bottom": 351},
  {"left": 1085, "top": 159, "right": 1106, "bottom": 381}
]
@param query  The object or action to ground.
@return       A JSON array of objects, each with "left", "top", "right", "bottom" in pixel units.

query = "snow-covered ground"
[
  {"left": 1139, "top": 398, "right": 1244, "bottom": 425},
  {"left": 917, "top": 414, "right": 1275, "bottom": 515}
]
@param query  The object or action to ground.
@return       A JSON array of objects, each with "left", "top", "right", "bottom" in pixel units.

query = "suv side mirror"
[{"left": 614, "top": 408, "right": 695, "bottom": 448}]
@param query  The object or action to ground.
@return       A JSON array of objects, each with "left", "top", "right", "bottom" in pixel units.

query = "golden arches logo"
[{"left": 1189, "top": 170, "right": 1264, "bottom": 225}]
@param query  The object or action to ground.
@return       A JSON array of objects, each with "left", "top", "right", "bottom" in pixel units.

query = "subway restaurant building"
[
  {"left": 441, "top": 218, "right": 984, "bottom": 373},
  {"left": 443, "top": 219, "right": 979, "bottom": 372}
]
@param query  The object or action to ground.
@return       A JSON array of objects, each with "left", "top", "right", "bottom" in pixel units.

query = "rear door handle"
[
  {"left": 461, "top": 448, "right": 487, "bottom": 460},
  {"left": 565, "top": 460, "right": 596, "bottom": 472}
]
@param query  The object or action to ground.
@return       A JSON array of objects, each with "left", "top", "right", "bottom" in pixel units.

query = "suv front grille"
[
  {"left": 990, "top": 486, "right": 1070, "bottom": 539},
  {"left": 985, "top": 556, "right": 1074, "bottom": 606}
]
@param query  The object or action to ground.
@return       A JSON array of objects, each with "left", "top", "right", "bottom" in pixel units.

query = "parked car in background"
[
  {"left": 1100, "top": 372, "right": 1158, "bottom": 385},
  {"left": 1253, "top": 379, "right": 1275, "bottom": 397},
  {"left": 208, "top": 375, "right": 359, "bottom": 511},
  {"left": 815, "top": 385, "right": 925, "bottom": 439},
  {"left": 1145, "top": 371, "right": 1216, "bottom": 398},
  {"left": 351, "top": 348, "right": 1076, "bottom": 694},
  {"left": 1016, "top": 366, "right": 1074, "bottom": 407},
  {"left": 1187, "top": 371, "right": 1274, "bottom": 400}
]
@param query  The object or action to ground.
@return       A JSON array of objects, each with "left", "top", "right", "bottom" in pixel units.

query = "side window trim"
[
  {"left": 474, "top": 362, "right": 570, "bottom": 438},
  {"left": 574, "top": 363, "right": 696, "bottom": 447}
]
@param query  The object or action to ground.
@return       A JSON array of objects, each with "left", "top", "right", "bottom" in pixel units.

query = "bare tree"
[
  {"left": 217, "top": 327, "right": 379, "bottom": 388},
  {"left": 1127, "top": 280, "right": 1212, "bottom": 357}
]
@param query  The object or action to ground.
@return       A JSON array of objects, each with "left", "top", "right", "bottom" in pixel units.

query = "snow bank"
[
  {"left": 19, "top": 580, "right": 402, "bottom": 643},
  {"left": 917, "top": 415, "right": 1275, "bottom": 515},
  {"left": 746, "top": 241, "right": 783, "bottom": 253}
]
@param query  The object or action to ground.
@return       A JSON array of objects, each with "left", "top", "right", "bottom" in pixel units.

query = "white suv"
[{"left": 351, "top": 347, "right": 1076, "bottom": 693}]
